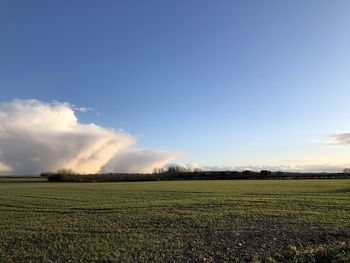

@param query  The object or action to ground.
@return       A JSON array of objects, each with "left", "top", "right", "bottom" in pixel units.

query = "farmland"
[{"left": 0, "top": 179, "right": 350, "bottom": 262}]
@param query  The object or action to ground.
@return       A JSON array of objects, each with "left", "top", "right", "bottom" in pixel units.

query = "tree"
[
  {"left": 56, "top": 168, "right": 77, "bottom": 175},
  {"left": 153, "top": 167, "right": 165, "bottom": 174},
  {"left": 260, "top": 170, "right": 272, "bottom": 176},
  {"left": 167, "top": 165, "right": 188, "bottom": 174}
]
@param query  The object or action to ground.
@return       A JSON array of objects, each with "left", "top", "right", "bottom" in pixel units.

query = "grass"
[{"left": 0, "top": 179, "right": 350, "bottom": 262}]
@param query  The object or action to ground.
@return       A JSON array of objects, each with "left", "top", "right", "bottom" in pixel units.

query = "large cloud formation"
[{"left": 0, "top": 99, "right": 177, "bottom": 175}]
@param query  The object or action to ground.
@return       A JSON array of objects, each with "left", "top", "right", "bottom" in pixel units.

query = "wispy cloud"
[
  {"left": 74, "top": 106, "right": 92, "bottom": 113},
  {"left": 328, "top": 132, "right": 350, "bottom": 145}
]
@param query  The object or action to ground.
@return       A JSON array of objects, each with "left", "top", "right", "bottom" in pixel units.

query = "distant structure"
[{"left": 343, "top": 168, "right": 350, "bottom": 174}]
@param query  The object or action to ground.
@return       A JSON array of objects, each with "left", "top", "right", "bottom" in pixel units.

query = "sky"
[{"left": 0, "top": 0, "right": 350, "bottom": 174}]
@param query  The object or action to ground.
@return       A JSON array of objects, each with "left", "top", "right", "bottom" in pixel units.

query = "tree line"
[{"left": 41, "top": 165, "right": 350, "bottom": 182}]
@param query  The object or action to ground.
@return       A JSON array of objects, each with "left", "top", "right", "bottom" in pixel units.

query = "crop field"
[{"left": 0, "top": 179, "right": 350, "bottom": 262}]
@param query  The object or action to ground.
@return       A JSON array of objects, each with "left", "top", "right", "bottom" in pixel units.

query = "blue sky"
[{"left": 1, "top": 1, "right": 350, "bottom": 171}]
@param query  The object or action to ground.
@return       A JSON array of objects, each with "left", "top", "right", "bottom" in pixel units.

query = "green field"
[{"left": 0, "top": 179, "right": 350, "bottom": 262}]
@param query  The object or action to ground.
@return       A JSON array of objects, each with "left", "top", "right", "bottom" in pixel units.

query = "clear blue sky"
[{"left": 1, "top": 1, "right": 350, "bottom": 169}]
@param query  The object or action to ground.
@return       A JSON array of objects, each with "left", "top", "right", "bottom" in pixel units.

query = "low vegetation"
[
  {"left": 41, "top": 166, "right": 350, "bottom": 182},
  {"left": 0, "top": 179, "right": 350, "bottom": 262}
]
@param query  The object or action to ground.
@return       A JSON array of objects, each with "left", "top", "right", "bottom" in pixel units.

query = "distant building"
[{"left": 343, "top": 168, "right": 350, "bottom": 174}]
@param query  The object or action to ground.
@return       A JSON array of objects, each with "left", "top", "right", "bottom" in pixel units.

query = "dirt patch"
[{"left": 174, "top": 217, "right": 350, "bottom": 262}]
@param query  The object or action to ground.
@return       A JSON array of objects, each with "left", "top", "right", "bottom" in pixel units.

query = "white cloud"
[
  {"left": 200, "top": 163, "right": 346, "bottom": 173},
  {"left": 101, "top": 150, "right": 179, "bottom": 173},
  {"left": 0, "top": 99, "right": 177, "bottom": 175},
  {"left": 291, "top": 164, "right": 346, "bottom": 173}
]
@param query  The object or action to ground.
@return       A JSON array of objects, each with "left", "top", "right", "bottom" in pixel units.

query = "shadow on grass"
[{"left": 329, "top": 188, "right": 350, "bottom": 193}]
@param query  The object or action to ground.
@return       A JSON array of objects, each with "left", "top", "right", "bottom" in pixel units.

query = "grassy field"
[{"left": 0, "top": 179, "right": 350, "bottom": 262}]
